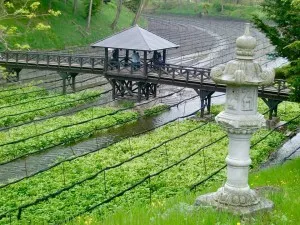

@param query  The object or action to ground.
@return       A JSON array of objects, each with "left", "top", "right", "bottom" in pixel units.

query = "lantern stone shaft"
[{"left": 195, "top": 24, "right": 275, "bottom": 214}]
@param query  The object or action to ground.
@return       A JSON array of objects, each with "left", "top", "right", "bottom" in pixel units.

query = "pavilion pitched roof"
[{"left": 91, "top": 25, "right": 179, "bottom": 51}]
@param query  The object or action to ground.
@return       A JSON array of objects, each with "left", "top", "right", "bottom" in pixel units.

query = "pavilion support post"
[
  {"left": 163, "top": 49, "right": 166, "bottom": 64},
  {"left": 116, "top": 49, "right": 120, "bottom": 73},
  {"left": 195, "top": 24, "right": 275, "bottom": 215},
  {"left": 112, "top": 79, "right": 116, "bottom": 99},
  {"left": 138, "top": 82, "right": 142, "bottom": 102},
  {"left": 104, "top": 48, "right": 109, "bottom": 72},
  {"left": 143, "top": 51, "right": 147, "bottom": 77},
  {"left": 153, "top": 84, "right": 157, "bottom": 98},
  {"left": 125, "top": 50, "right": 129, "bottom": 67}
]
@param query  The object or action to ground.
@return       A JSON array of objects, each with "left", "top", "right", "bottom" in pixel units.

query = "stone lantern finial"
[{"left": 236, "top": 23, "right": 256, "bottom": 60}]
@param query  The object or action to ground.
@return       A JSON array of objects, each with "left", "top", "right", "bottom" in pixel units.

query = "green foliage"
[
  {"left": 83, "top": 0, "right": 102, "bottom": 18},
  {"left": 253, "top": 0, "right": 299, "bottom": 61},
  {"left": 0, "top": 107, "right": 138, "bottom": 163},
  {"left": 119, "top": 100, "right": 135, "bottom": 108},
  {"left": 212, "top": 1, "right": 222, "bottom": 13},
  {"left": 0, "top": 117, "right": 289, "bottom": 223},
  {"left": 73, "top": 158, "right": 300, "bottom": 225},
  {"left": 143, "top": 104, "right": 170, "bottom": 117},
  {"left": 1, "top": 0, "right": 143, "bottom": 50},
  {"left": 0, "top": 89, "right": 101, "bottom": 127},
  {"left": 0, "top": 83, "right": 47, "bottom": 104},
  {"left": 253, "top": 0, "right": 300, "bottom": 102},
  {"left": 124, "top": 0, "right": 140, "bottom": 13}
]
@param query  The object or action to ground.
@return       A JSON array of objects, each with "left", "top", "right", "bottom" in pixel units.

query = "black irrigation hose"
[
  {"left": 0, "top": 106, "right": 201, "bottom": 189},
  {"left": 0, "top": 80, "right": 108, "bottom": 110},
  {"left": 0, "top": 72, "right": 58, "bottom": 91},
  {"left": 282, "top": 145, "right": 300, "bottom": 162},
  {"left": 0, "top": 85, "right": 185, "bottom": 132},
  {"left": 0, "top": 74, "right": 102, "bottom": 101},
  {"left": 251, "top": 113, "right": 300, "bottom": 149},
  {"left": 0, "top": 107, "right": 201, "bottom": 189},
  {"left": 190, "top": 165, "right": 227, "bottom": 191},
  {"left": 0, "top": 91, "right": 197, "bottom": 149},
  {"left": 189, "top": 113, "right": 300, "bottom": 190},
  {"left": 71, "top": 115, "right": 298, "bottom": 221},
  {"left": 0, "top": 89, "right": 112, "bottom": 132},
  {"left": 58, "top": 135, "right": 227, "bottom": 224},
  {"left": 7, "top": 120, "right": 210, "bottom": 220},
  {"left": 0, "top": 85, "right": 107, "bottom": 120},
  {"left": 0, "top": 109, "right": 203, "bottom": 219},
  {"left": 0, "top": 89, "right": 193, "bottom": 165}
]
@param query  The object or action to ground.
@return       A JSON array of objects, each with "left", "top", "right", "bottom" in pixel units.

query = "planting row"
[
  {"left": 0, "top": 119, "right": 286, "bottom": 224},
  {"left": 0, "top": 107, "right": 138, "bottom": 163},
  {"left": 0, "top": 90, "right": 102, "bottom": 127}
]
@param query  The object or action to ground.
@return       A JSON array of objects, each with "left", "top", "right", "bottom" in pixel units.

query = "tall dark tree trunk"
[
  {"left": 73, "top": 0, "right": 78, "bottom": 13},
  {"left": 111, "top": 0, "right": 123, "bottom": 30},
  {"left": 48, "top": 0, "right": 53, "bottom": 9},
  {"left": 132, "top": 0, "right": 148, "bottom": 26},
  {"left": 87, "top": 0, "right": 93, "bottom": 30}
]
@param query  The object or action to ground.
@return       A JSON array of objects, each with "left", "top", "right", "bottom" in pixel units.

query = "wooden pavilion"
[{"left": 91, "top": 25, "right": 179, "bottom": 100}]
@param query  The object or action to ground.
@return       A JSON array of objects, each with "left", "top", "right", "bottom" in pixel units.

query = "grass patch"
[{"left": 1, "top": 1, "right": 145, "bottom": 50}]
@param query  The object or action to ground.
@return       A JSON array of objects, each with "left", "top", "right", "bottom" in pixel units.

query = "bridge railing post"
[
  {"left": 36, "top": 53, "right": 39, "bottom": 65},
  {"left": 46, "top": 55, "right": 50, "bottom": 66},
  {"left": 186, "top": 70, "right": 189, "bottom": 83},
  {"left": 68, "top": 56, "right": 71, "bottom": 67},
  {"left": 58, "top": 55, "right": 61, "bottom": 67},
  {"left": 25, "top": 52, "right": 29, "bottom": 64}
]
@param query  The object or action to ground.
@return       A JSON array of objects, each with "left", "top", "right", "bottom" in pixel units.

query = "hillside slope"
[{"left": 1, "top": 0, "right": 138, "bottom": 50}]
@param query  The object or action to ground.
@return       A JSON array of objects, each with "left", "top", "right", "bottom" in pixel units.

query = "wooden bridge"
[{"left": 0, "top": 50, "right": 289, "bottom": 119}]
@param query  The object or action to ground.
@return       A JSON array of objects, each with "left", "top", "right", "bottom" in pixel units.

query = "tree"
[
  {"left": 131, "top": 0, "right": 148, "bottom": 26},
  {"left": 86, "top": 0, "right": 93, "bottom": 30},
  {"left": 253, "top": 0, "right": 300, "bottom": 102},
  {"left": 0, "top": 0, "right": 60, "bottom": 80},
  {"left": 0, "top": 0, "right": 61, "bottom": 50},
  {"left": 73, "top": 0, "right": 78, "bottom": 13},
  {"left": 84, "top": 0, "right": 102, "bottom": 29},
  {"left": 111, "top": 0, "right": 123, "bottom": 30}
]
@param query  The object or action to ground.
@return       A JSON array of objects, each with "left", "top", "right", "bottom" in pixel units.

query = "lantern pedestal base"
[{"left": 195, "top": 190, "right": 273, "bottom": 215}]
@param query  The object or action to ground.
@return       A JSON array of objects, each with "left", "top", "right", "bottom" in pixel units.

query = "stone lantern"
[{"left": 195, "top": 24, "right": 275, "bottom": 214}]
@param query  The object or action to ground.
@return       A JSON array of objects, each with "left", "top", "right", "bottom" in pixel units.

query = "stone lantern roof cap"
[{"left": 236, "top": 23, "right": 256, "bottom": 60}]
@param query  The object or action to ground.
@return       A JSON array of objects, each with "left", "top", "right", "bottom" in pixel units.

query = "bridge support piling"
[
  {"left": 108, "top": 79, "right": 157, "bottom": 102},
  {"left": 59, "top": 72, "right": 78, "bottom": 94},
  {"left": 262, "top": 98, "right": 282, "bottom": 128},
  {"left": 70, "top": 73, "right": 78, "bottom": 92},
  {"left": 194, "top": 89, "right": 215, "bottom": 118}
]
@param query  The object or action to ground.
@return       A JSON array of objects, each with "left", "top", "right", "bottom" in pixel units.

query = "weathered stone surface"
[{"left": 195, "top": 192, "right": 274, "bottom": 215}]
